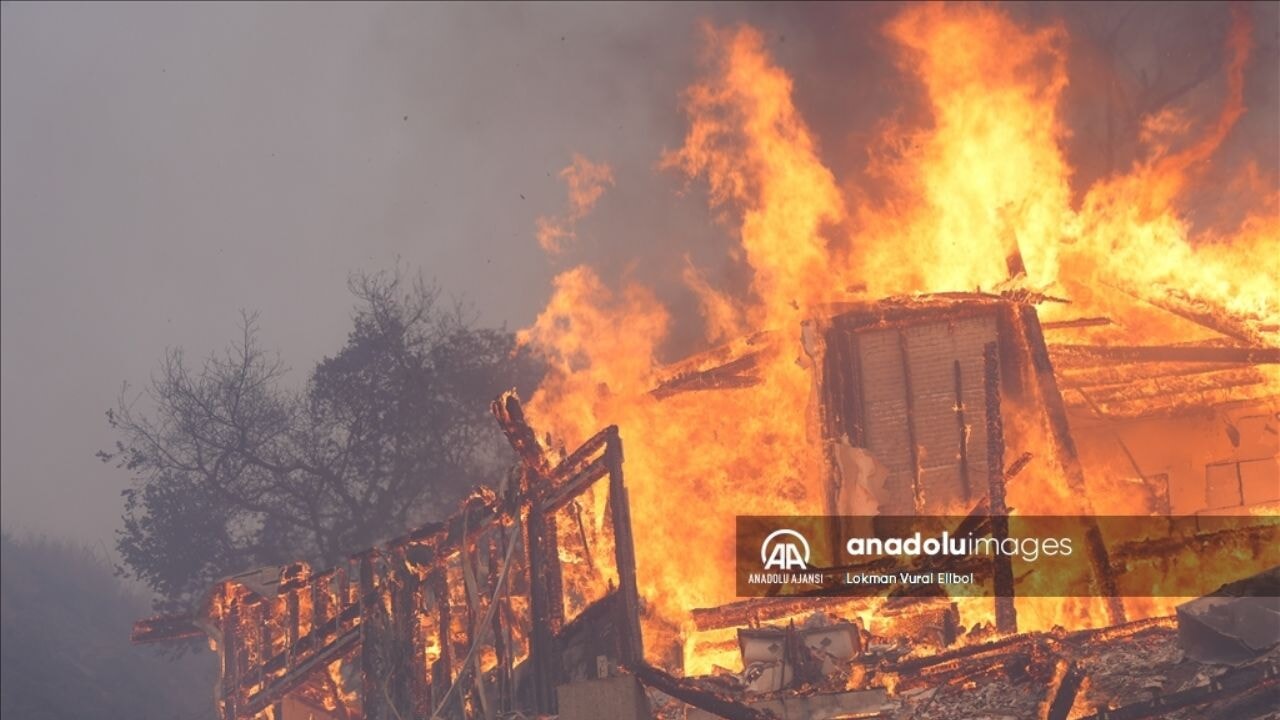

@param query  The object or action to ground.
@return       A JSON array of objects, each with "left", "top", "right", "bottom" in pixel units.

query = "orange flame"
[{"left": 519, "top": 5, "right": 1277, "bottom": 673}]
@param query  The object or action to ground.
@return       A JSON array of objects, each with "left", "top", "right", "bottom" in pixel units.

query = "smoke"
[{"left": 1, "top": 1, "right": 1274, "bottom": 547}]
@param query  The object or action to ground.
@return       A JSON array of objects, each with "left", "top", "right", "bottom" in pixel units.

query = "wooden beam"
[
  {"left": 1050, "top": 344, "right": 1280, "bottom": 365},
  {"left": 1105, "top": 281, "right": 1263, "bottom": 344},
  {"left": 491, "top": 390, "right": 551, "bottom": 477},
  {"left": 606, "top": 434, "right": 644, "bottom": 667},
  {"left": 1043, "top": 660, "right": 1086, "bottom": 720},
  {"left": 982, "top": 343, "right": 1017, "bottom": 635},
  {"left": 358, "top": 553, "right": 387, "bottom": 720},
  {"left": 221, "top": 595, "right": 241, "bottom": 720},
  {"left": 241, "top": 626, "right": 361, "bottom": 718},
  {"left": 1041, "top": 316, "right": 1113, "bottom": 330},
  {"left": 651, "top": 352, "right": 762, "bottom": 399},
  {"left": 525, "top": 494, "right": 561, "bottom": 713},
  {"left": 1019, "top": 308, "right": 1126, "bottom": 626},
  {"left": 131, "top": 613, "right": 203, "bottom": 644},
  {"left": 954, "top": 359, "right": 973, "bottom": 501}
]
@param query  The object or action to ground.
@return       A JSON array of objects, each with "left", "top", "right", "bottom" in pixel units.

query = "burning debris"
[{"left": 136, "top": 393, "right": 646, "bottom": 720}]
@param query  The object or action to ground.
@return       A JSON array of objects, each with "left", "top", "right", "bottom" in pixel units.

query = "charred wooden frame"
[{"left": 134, "top": 392, "right": 643, "bottom": 720}]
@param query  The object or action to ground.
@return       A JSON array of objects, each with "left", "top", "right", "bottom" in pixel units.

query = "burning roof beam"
[
  {"left": 1105, "top": 280, "right": 1271, "bottom": 346},
  {"left": 1050, "top": 344, "right": 1280, "bottom": 364},
  {"left": 1041, "top": 316, "right": 1114, "bottom": 330}
]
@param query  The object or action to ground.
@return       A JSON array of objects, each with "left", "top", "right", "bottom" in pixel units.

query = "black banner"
[{"left": 736, "top": 514, "right": 1279, "bottom": 598}]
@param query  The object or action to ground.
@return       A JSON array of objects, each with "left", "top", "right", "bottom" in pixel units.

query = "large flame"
[{"left": 518, "top": 5, "right": 1277, "bottom": 672}]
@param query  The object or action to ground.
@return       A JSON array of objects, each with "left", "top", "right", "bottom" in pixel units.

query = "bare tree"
[{"left": 102, "top": 268, "right": 541, "bottom": 613}]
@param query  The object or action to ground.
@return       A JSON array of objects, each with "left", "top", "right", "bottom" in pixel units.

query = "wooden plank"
[
  {"left": 1050, "top": 344, "right": 1280, "bottom": 365},
  {"left": 549, "top": 425, "right": 613, "bottom": 485}
]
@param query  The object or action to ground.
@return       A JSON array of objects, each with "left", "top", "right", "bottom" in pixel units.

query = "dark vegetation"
[
  {"left": 0, "top": 533, "right": 216, "bottom": 719},
  {"left": 101, "top": 268, "right": 543, "bottom": 615}
]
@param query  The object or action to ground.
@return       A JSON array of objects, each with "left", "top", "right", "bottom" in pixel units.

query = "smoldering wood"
[
  {"left": 888, "top": 632, "right": 1053, "bottom": 692},
  {"left": 222, "top": 597, "right": 241, "bottom": 720},
  {"left": 606, "top": 431, "right": 645, "bottom": 667}
]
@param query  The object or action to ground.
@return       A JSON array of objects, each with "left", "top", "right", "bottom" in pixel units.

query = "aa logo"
[{"left": 761, "top": 528, "right": 810, "bottom": 571}]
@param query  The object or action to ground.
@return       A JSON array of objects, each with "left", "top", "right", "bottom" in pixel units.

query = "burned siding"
[{"left": 846, "top": 315, "right": 997, "bottom": 513}]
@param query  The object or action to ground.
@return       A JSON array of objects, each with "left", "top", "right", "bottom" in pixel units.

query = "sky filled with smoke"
[{"left": 2, "top": 2, "right": 1276, "bottom": 548}]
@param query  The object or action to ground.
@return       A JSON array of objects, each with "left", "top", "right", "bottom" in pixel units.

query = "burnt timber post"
[
  {"left": 492, "top": 391, "right": 562, "bottom": 714},
  {"left": 605, "top": 427, "right": 645, "bottom": 667},
  {"left": 982, "top": 342, "right": 1018, "bottom": 634},
  {"left": 1014, "top": 306, "right": 1126, "bottom": 625}
]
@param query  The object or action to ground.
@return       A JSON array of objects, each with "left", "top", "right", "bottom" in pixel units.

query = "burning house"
[
  {"left": 134, "top": 290, "right": 1279, "bottom": 720},
  {"left": 132, "top": 4, "right": 1280, "bottom": 718}
]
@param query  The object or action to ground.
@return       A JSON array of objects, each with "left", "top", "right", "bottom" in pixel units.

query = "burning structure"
[
  {"left": 134, "top": 291, "right": 1279, "bottom": 719},
  {"left": 135, "top": 4, "right": 1279, "bottom": 719}
]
